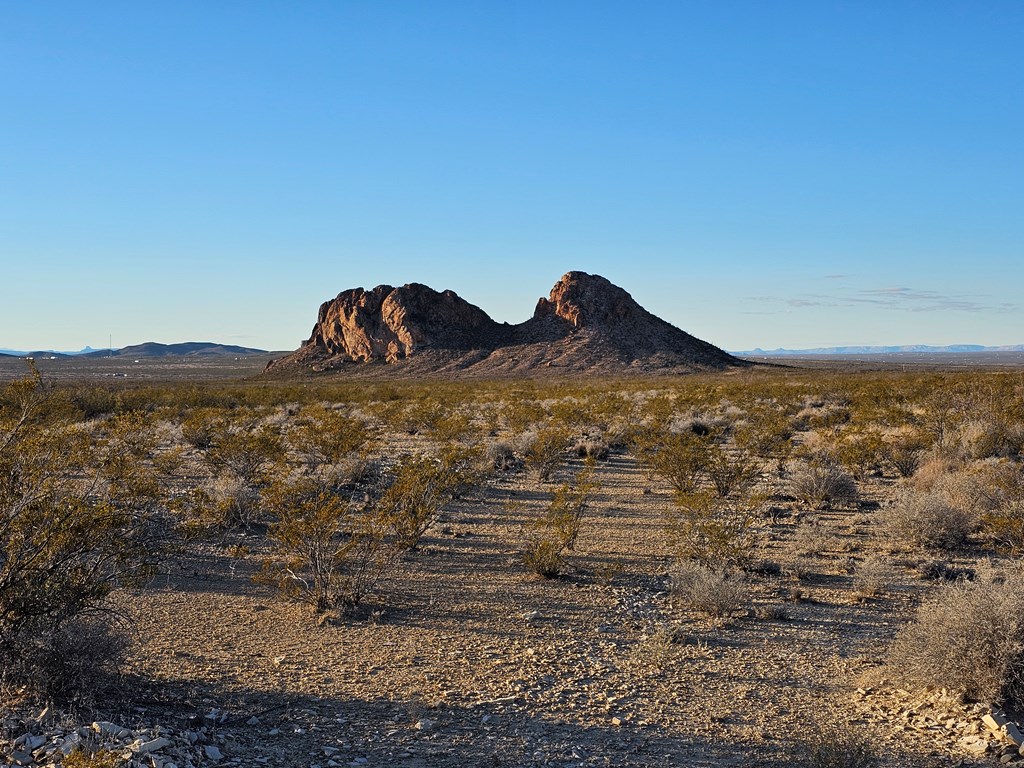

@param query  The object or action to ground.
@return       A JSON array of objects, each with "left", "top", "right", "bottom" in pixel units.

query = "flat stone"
[{"left": 136, "top": 737, "right": 171, "bottom": 754}]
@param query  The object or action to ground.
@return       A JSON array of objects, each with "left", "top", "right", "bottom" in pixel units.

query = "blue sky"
[{"left": 2, "top": 2, "right": 1022, "bottom": 351}]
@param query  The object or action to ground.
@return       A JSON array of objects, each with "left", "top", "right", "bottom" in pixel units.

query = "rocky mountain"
[{"left": 268, "top": 271, "right": 745, "bottom": 376}]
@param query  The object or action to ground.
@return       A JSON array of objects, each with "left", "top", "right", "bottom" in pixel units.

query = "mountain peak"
[{"left": 534, "top": 271, "right": 639, "bottom": 328}]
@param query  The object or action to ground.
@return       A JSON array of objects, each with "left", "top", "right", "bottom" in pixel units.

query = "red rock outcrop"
[
  {"left": 267, "top": 271, "right": 746, "bottom": 376},
  {"left": 305, "top": 283, "right": 499, "bottom": 363}
]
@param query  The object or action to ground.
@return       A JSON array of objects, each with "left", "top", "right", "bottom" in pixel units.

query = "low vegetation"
[{"left": 3, "top": 362, "right": 1024, "bottom": 766}]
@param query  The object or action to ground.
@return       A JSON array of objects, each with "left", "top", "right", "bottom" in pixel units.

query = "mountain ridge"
[{"left": 0, "top": 342, "right": 268, "bottom": 358}]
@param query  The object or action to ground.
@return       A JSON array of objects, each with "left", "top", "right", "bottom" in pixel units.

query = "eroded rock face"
[
  {"left": 269, "top": 271, "right": 745, "bottom": 375},
  {"left": 533, "top": 271, "right": 638, "bottom": 328},
  {"left": 306, "top": 283, "right": 499, "bottom": 363}
]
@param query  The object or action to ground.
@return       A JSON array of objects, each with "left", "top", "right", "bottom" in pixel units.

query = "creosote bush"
[
  {"left": 886, "top": 567, "right": 1024, "bottom": 705},
  {"left": 0, "top": 369, "right": 159, "bottom": 703},
  {"left": 263, "top": 474, "right": 394, "bottom": 612},
  {"left": 664, "top": 490, "right": 759, "bottom": 569},
  {"left": 522, "top": 466, "right": 599, "bottom": 578},
  {"left": 519, "top": 425, "right": 571, "bottom": 482},
  {"left": 378, "top": 454, "right": 464, "bottom": 551}
]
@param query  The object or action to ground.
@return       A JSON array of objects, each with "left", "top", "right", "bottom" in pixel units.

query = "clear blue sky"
[{"left": 3, "top": 1, "right": 1022, "bottom": 351}]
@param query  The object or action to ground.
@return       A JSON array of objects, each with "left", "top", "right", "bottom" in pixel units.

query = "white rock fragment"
[{"left": 136, "top": 736, "right": 171, "bottom": 754}]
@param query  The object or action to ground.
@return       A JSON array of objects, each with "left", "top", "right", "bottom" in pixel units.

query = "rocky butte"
[{"left": 267, "top": 271, "right": 748, "bottom": 376}]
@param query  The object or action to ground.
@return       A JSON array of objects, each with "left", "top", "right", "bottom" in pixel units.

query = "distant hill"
[
  {"left": 268, "top": 271, "right": 745, "bottom": 376},
  {"left": 82, "top": 342, "right": 268, "bottom": 358},
  {"left": 736, "top": 344, "right": 1024, "bottom": 356}
]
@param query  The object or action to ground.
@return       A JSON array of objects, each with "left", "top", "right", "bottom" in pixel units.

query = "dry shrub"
[
  {"left": 909, "top": 451, "right": 962, "bottom": 492},
  {"left": 378, "top": 454, "right": 462, "bottom": 551},
  {"left": 1, "top": 372, "right": 159, "bottom": 705},
  {"left": 985, "top": 498, "right": 1024, "bottom": 556},
  {"left": 208, "top": 472, "right": 263, "bottom": 530},
  {"left": 799, "top": 719, "right": 878, "bottom": 768},
  {"left": 851, "top": 555, "right": 893, "bottom": 599},
  {"left": 0, "top": 614, "right": 129, "bottom": 707},
  {"left": 635, "top": 429, "right": 712, "bottom": 494},
  {"left": 961, "top": 418, "right": 1024, "bottom": 460},
  {"left": 486, "top": 441, "right": 517, "bottom": 471},
  {"left": 521, "top": 536, "right": 565, "bottom": 579},
  {"left": 790, "top": 458, "right": 858, "bottom": 509},
  {"left": 793, "top": 522, "right": 836, "bottom": 557},
  {"left": 574, "top": 435, "right": 610, "bottom": 461},
  {"left": 883, "top": 431, "right": 929, "bottom": 478},
  {"left": 670, "top": 561, "right": 749, "bottom": 619},
  {"left": 884, "top": 488, "right": 975, "bottom": 551},
  {"left": 287, "top": 405, "right": 371, "bottom": 469},
  {"left": 705, "top": 446, "right": 761, "bottom": 498},
  {"left": 887, "top": 567, "right": 1024, "bottom": 705}
]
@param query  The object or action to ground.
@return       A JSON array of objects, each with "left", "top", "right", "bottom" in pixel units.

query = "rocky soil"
[{"left": 5, "top": 444, "right": 1023, "bottom": 768}]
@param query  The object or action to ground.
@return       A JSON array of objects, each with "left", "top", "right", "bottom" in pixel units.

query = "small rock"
[
  {"left": 205, "top": 745, "right": 224, "bottom": 761},
  {"left": 246, "top": 716, "right": 261, "bottom": 726},
  {"left": 611, "top": 717, "right": 623, "bottom": 727},
  {"left": 414, "top": 719, "right": 435, "bottom": 731},
  {"left": 11, "top": 751, "right": 33, "bottom": 766}
]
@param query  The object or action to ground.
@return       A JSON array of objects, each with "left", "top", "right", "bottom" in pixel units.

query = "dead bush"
[
  {"left": 799, "top": 719, "right": 878, "bottom": 768},
  {"left": 486, "top": 441, "right": 518, "bottom": 471},
  {"left": 884, "top": 488, "right": 975, "bottom": 551},
  {"left": 790, "top": 458, "right": 858, "bottom": 509},
  {"left": 208, "top": 472, "right": 263, "bottom": 530},
  {"left": 670, "top": 561, "right": 749, "bottom": 619},
  {"left": 886, "top": 567, "right": 1024, "bottom": 705},
  {"left": 851, "top": 555, "right": 893, "bottom": 599}
]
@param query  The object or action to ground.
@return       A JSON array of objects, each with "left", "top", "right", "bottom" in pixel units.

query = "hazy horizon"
[{"left": 4, "top": 3, "right": 1022, "bottom": 352}]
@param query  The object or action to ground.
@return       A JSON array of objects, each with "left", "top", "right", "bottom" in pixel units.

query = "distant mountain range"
[
  {"left": 735, "top": 344, "right": 1024, "bottom": 356},
  {"left": 0, "top": 342, "right": 268, "bottom": 358}
]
